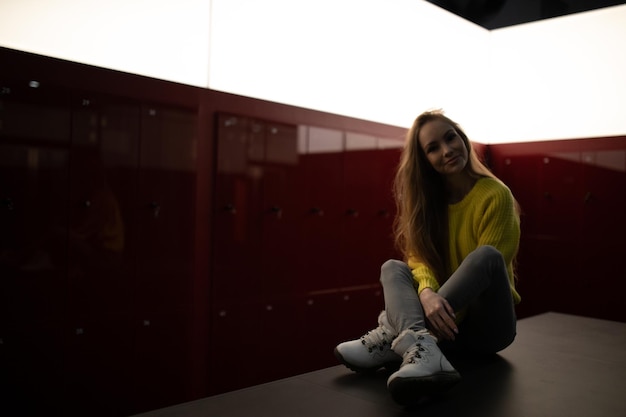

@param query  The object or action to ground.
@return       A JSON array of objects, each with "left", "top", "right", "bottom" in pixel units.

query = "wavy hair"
[{"left": 392, "top": 110, "right": 511, "bottom": 283}]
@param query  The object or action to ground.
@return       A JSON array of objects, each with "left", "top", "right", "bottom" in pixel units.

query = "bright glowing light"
[
  {"left": 0, "top": 0, "right": 211, "bottom": 87},
  {"left": 1, "top": 0, "right": 625, "bottom": 143}
]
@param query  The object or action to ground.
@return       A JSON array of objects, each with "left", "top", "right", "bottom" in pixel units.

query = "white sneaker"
[
  {"left": 387, "top": 329, "right": 461, "bottom": 406},
  {"left": 334, "top": 311, "right": 401, "bottom": 372}
]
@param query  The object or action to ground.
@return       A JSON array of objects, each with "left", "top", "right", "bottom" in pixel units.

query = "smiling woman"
[
  {"left": 418, "top": 120, "right": 470, "bottom": 196},
  {"left": 334, "top": 109, "right": 522, "bottom": 407}
]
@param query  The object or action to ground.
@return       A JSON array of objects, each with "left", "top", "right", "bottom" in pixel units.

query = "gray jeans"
[{"left": 380, "top": 245, "right": 516, "bottom": 354}]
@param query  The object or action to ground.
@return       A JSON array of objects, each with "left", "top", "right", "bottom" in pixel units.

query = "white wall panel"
[
  {"left": 1, "top": 0, "right": 624, "bottom": 143},
  {"left": 0, "top": 0, "right": 211, "bottom": 87},
  {"left": 487, "top": 5, "right": 626, "bottom": 143},
  {"left": 208, "top": 0, "right": 491, "bottom": 138}
]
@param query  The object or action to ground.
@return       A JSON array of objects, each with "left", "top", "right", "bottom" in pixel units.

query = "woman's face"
[{"left": 418, "top": 119, "right": 469, "bottom": 178}]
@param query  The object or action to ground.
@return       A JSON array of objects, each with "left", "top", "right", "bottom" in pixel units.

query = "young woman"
[{"left": 334, "top": 110, "right": 521, "bottom": 406}]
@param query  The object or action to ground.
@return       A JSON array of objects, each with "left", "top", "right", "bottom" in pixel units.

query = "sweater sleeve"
[
  {"left": 477, "top": 183, "right": 520, "bottom": 271},
  {"left": 407, "top": 256, "right": 440, "bottom": 294}
]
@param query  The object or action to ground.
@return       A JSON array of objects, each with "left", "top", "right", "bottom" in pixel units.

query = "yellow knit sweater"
[{"left": 408, "top": 177, "right": 521, "bottom": 304}]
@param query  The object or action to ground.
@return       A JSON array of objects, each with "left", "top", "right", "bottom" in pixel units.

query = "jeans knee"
[
  {"left": 380, "top": 259, "right": 411, "bottom": 286},
  {"left": 473, "top": 245, "right": 505, "bottom": 267},
  {"left": 475, "top": 244, "right": 499, "bottom": 258}
]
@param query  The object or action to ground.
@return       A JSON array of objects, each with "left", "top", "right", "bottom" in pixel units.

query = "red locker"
[
  {"left": 212, "top": 114, "right": 263, "bottom": 303},
  {"left": 131, "top": 310, "right": 193, "bottom": 413},
  {"left": 579, "top": 139, "right": 626, "bottom": 321},
  {"left": 0, "top": 81, "right": 71, "bottom": 415},
  {"left": 63, "top": 314, "right": 134, "bottom": 416},
  {"left": 258, "top": 119, "right": 300, "bottom": 299},
  {"left": 135, "top": 105, "right": 197, "bottom": 314},
  {"left": 293, "top": 152, "right": 344, "bottom": 292},
  {"left": 293, "top": 127, "right": 344, "bottom": 293},
  {"left": 68, "top": 94, "right": 139, "bottom": 319},
  {"left": 209, "top": 299, "right": 264, "bottom": 394}
]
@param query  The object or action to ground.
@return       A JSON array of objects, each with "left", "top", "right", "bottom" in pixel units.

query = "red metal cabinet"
[
  {"left": 131, "top": 311, "right": 193, "bottom": 413},
  {"left": 294, "top": 152, "right": 344, "bottom": 292},
  {"left": 213, "top": 114, "right": 301, "bottom": 301},
  {"left": 342, "top": 148, "right": 380, "bottom": 287},
  {"left": 209, "top": 299, "right": 263, "bottom": 393},
  {"left": 1, "top": 81, "right": 199, "bottom": 415},
  {"left": 209, "top": 117, "right": 402, "bottom": 394},
  {"left": 68, "top": 95, "right": 139, "bottom": 319},
  {"left": 132, "top": 104, "right": 198, "bottom": 410},
  {"left": 210, "top": 114, "right": 303, "bottom": 394},
  {"left": 0, "top": 81, "right": 71, "bottom": 415},
  {"left": 257, "top": 120, "right": 300, "bottom": 298},
  {"left": 342, "top": 145, "right": 400, "bottom": 289},
  {"left": 63, "top": 314, "right": 134, "bottom": 416},
  {"left": 579, "top": 140, "right": 626, "bottom": 320},
  {"left": 212, "top": 114, "right": 263, "bottom": 302},
  {"left": 537, "top": 147, "right": 584, "bottom": 242},
  {"left": 135, "top": 105, "right": 197, "bottom": 313},
  {"left": 490, "top": 137, "right": 626, "bottom": 321}
]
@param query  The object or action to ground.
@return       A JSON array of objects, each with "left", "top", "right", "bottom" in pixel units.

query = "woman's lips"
[{"left": 446, "top": 156, "right": 459, "bottom": 165}]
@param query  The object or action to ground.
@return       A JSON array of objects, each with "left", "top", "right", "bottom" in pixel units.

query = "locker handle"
[
  {"left": 270, "top": 206, "right": 283, "bottom": 218},
  {"left": 223, "top": 203, "right": 237, "bottom": 214},
  {"left": 310, "top": 207, "right": 324, "bottom": 216},
  {"left": 584, "top": 192, "right": 593, "bottom": 204},
  {"left": 150, "top": 201, "right": 161, "bottom": 218},
  {"left": 346, "top": 209, "right": 359, "bottom": 217},
  {"left": 1, "top": 197, "right": 14, "bottom": 211},
  {"left": 378, "top": 209, "right": 389, "bottom": 218}
]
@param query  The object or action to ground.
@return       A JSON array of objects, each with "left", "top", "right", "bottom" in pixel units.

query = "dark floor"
[{"left": 133, "top": 312, "right": 626, "bottom": 417}]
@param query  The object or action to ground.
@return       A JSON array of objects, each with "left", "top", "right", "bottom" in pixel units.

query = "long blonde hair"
[{"left": 392, "top": 110, "right": 511, "bottom": 283}]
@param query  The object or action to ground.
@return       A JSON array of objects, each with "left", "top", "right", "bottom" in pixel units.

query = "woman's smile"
[{"left": 445, "top": 155, "right": 460, "bottom": 166}]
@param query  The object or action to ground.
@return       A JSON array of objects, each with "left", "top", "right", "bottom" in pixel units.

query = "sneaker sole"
[
  {"left": 388, "top": 371, "right": 461, "bottom": 406},
  {"left": 333, "top": 347, "right": 400, "bottom": 373}
]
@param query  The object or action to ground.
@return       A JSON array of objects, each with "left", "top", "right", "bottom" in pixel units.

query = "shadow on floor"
[{"left": 331, "top": 354, "right": 514, "bottom": 417}]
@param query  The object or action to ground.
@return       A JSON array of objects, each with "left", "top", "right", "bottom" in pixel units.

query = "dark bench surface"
[{"left": 133, "top": 312, "right": 626, "bottom": 417}]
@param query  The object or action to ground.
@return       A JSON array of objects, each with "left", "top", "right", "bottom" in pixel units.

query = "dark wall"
[{"left": 1, "top": 47, "right": 625, "bottom": 416}]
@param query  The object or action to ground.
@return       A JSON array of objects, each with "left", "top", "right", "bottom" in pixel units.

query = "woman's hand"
[{"left": 419, "top": 288, "right": 458, "bottom": 341}]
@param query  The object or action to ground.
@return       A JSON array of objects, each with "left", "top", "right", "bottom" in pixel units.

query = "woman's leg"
[
  {"left": 334, "top": 259, "right": 420, "bottom": 372},
  {"left": 437, "top": 245, "right": 517, "bottom": 353},
  {"left": 380, "top": 259, "right": 427, "bottom": 333},
  {"left": 382, "top": 261, "right": 461, "bottom": 406}
]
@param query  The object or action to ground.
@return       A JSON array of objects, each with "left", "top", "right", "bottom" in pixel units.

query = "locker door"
[
  {"left": 0, "top": 80, "right": 70, "bottom": 415},
  {"left": 258, "top": 119, "right": 299, "bottom": 298},
  {"left": 490, "top": 148, "right": 544, "bottom": 318},
  {"left": 368, "top": 146, "right": 401, "bottom": 264},
  {"left": 65, "top": 94, "right": 140, "bottom": 415},
  {"left": 212, "top": 114, "right": 262, "bottom": 302},
  {"left": 63, "top": 314, "right": 134, "bottom": 417},
  {"left": 537, "top": 148, "right": 584, "bottom": 314},
  {"left": 209, "top": 300, "right": 263, "bottom": 394},
  {"left": 136, "top": 104, "right": 197, "bottom": 312},
  {"left": 295, "top": 126, "right": 344, "bottom": 293},
  {"left": 68, "top": 94, "right": 139, "bottom": 318},
  {"left": 342, "top": 133, "right": 382, "bottom": 288},
  {"left": 132, "top": 104, "right": 197, "bottom": 410},
  {"left": 131, "top": 311, "right": 193, "bottom": 413},
  {"left": 538, "top": 149, "right": 583, "bottom": 242},
  {"left": 580, "top": 144, "right": 626, "bottom": 321}
]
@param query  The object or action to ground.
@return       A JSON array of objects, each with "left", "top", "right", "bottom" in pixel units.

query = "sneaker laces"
[
  {"left": 360, "top": 326, "right": 396, "bottom": 354},
  {"left": 402, "top": 334, "right": 431, "bottom": 365}
]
